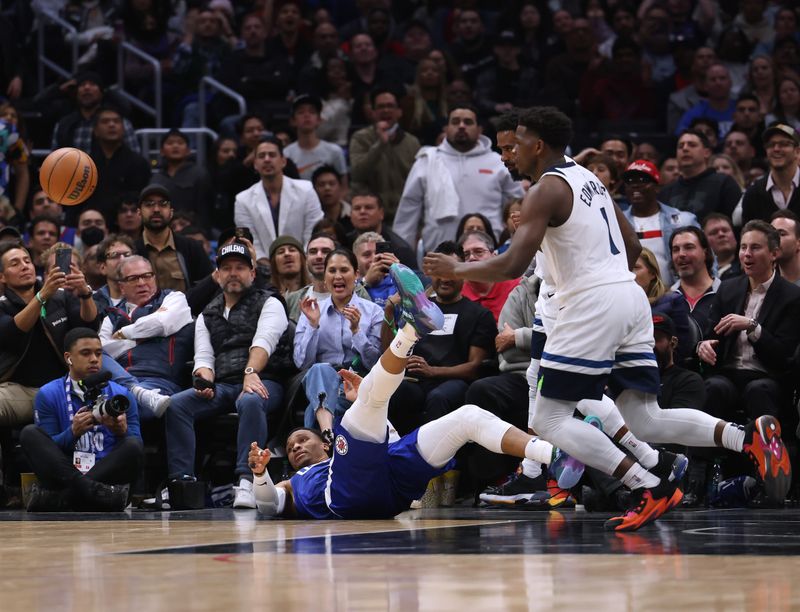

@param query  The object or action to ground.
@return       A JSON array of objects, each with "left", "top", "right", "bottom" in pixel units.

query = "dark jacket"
[
  {"left": 741, "top": 173, "right": 800, "bottom": 224},
  {"left": 704, "top": 273, "right": 800, "bottom": 376},
  {"left": 0, "top": 285, "right": 101, "bottom": 384},
  {"left": 135, "top": 231, "right": 214, "bottom": 293},
  {"left": 658, "top": 168, "right": 742, "bottom": 221}
]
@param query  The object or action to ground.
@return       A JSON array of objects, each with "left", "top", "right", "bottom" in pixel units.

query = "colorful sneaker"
[
  {"left": 549, "top": 448, "right": 585, "bottom": 489},
  {"left": 479, "top": 471, "right": 548, "bottom": 506},
  {"left": 604, "top": 479, "right": 683, "bottom": 532},
  {"left": 743, "top": 415, "right": 791, "bottom": 504},
  {"left": 652, "top": 450, "right": 689, "bottom": 483},
  {"left": 546, "top": 479, "right": 576, "bottom": 509},
  {"left": 389, "top": 263, "right": 444, "bottom": 335}
]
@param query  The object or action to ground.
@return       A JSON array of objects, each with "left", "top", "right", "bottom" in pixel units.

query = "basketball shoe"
[
  {"left": 479, "top": 470, "right": 549, "bottom": 507},
  {"left": 743, "top": 415, "right": 791, "bottom": 504},
  {"left": 652, "top": 450, "right": 689, "bottom": 483},
  {"left": 604, "top": 479, "right": 683, "bottom": 532},
  {"left": 389, "top": 263, "right": 444, "bottom": 335}
]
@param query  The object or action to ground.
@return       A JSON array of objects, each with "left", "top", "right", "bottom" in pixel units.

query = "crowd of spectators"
[{"left": 0, "top": 0, "right": 798, "bottom": 511}]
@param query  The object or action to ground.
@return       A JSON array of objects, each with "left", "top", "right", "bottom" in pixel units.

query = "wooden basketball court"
[{"left": 2, "top": 506, "right": 799, "bottom": 610}]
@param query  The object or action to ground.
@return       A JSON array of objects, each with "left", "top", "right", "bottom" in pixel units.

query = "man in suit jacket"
[
  {"left": 697, "top": 220, "right": 800, "bottom": 423},
  {"left": 742, "top": 124, "right": 800, "bottom": 224},
  {"left": 234, "top": 137, "right": 323, "bottom": 261}
]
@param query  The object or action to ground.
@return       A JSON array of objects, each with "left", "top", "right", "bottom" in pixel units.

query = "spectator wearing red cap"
[{"left": 622, "top": 159, "right": 700, "bottom": 284}]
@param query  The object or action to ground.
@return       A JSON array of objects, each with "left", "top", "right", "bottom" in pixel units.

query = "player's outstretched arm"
[
  {"left": 423, "top": 178, "right": 566, "bottom": 282},
  {"left": 249, "top": 443, "right": 291, "bottom": 517},
  {"left": 612, "top": 200, "right": 642, "bottom": 270}
]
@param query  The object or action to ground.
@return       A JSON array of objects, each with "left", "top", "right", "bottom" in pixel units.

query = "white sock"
[
  {"left": 621, "top": 463, "right": 660, "bottom": 490},
  {"left": 390, "top": 325, "right": 419, "bottom": 358},
  {"left": 521, "top": 458, "right": 543, "bottom": 479},
  {"left": 618, "top": 431, "right": 659, "bottom": 469},
  {"left": 524, "top": 437, "right": 553, "bottom": 465},
  {"left": 721, "top": 422, "right": 746, "bottom": 452}
]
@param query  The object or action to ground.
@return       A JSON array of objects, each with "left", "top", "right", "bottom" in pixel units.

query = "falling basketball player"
[
  {"left": 423, "top": 106, "right": 791, "bottom": 531},
  {"left": 247, "top": 264, "right": 582, "bottom": 519}
]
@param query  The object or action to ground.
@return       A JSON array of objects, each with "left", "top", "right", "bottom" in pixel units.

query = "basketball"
[{"left": 39, "top": 147, "right": 98, "bottom": 206}]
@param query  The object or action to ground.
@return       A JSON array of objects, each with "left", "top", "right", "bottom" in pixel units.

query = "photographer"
[{"left": 20, "top": 328, "right": 142, "bottom": 512}]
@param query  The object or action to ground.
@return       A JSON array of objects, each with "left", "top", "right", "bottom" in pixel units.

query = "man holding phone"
[
  {"left": 0, "top": 242, "right": 99, "bottom": 427},
  {"left": 353, "top": 232, "right": 399, "bottom": 308}
]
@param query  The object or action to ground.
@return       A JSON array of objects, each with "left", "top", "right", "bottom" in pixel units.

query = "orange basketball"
[{"left": 39, "top": 147, "right": 98, "bottom": 206}]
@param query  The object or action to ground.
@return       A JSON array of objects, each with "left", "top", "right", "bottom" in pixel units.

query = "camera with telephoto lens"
[{"left": 81, "top": 371, "right": 129, "bottom": 421}]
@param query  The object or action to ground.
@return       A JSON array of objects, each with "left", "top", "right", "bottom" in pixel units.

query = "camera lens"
[{"left": 104, "top": 395, "right": 129, "bottom": 418}]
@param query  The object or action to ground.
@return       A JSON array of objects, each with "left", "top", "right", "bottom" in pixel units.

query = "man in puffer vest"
[
  {"left": 165, "top": 242, "right": 290, "bottom": 509},
  {"left": 99, "top": 255, "right": 194, "bottom": 419}
]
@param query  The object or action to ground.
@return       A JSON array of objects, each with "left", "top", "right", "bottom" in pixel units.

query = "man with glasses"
[
  {"left": 349, "top": 87, "right": 420, "bottom": 219},
  {"left": 134, "top": 184, "right": 213, "bottom": 294},
  {"left": 742, "top": 124, "right": 800, "bottom": 223},
  {"left": 92, "top": 234, "right": 136, "bottom": 314},
  {"left": 458, "top": 230, "right": 520, "bottom": 323},
  {"left": 621, "top": 159, "right": 699, "bottom": 284},
  {"left": 99, "top": 256, "right": 193, "bottom": 419}
]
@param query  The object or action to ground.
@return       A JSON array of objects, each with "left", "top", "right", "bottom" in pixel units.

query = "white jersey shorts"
[{"left": 538, "top": 281, "right": 659, "bottom": 402}]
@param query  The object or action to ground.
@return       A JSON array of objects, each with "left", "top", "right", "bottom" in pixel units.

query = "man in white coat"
[
  {"left": 393, "top": 105, "right": 523, "bottom": 257},
  {"left": 234, "top": 136, "right": 324, "bottom": 260}
]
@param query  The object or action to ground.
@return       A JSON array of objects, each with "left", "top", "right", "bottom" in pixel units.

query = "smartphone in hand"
[{"left": 55, "top": 247, "right": 72, "bottom": 274}]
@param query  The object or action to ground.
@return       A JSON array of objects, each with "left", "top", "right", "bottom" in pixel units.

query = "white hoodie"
[{"left": 393, "top": 135, "right": 523, "bottom": 256}]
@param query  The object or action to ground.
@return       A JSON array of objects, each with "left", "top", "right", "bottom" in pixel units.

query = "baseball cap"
[
  {"left": 493, "top": 29, "right": 522, "bottom": 46},
  {"left": 291, "top": 94, "right": 323, "bottom": 115},
  {"left": 139, "top": 183, "right": 171, "bottom": 203},
  {"left": 216, "top": 242, "right": 253, "bottom": 268},
  {"left": 268, "top": 235, "right": 303, "bottom": 261},
  {"left": 623, "top": 159, "right": 660, "bottom": 183},
  {"left": 0, "top": 226, "right": 21, "bottom": 240},
  {"left": 652, "top": 313, "right": 676, "bottom": 338},
  {"left": 762, "top": 123, "right": 799, "bottom": 146}
]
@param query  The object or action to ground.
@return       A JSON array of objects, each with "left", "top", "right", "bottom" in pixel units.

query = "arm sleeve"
[
  {"left": 392, "top": 160, "right": 426, "bottom": 246},
  {"left": 293, "top": 313, "right": 321, "bottom": 369},
  {"left": 253, "top": 471, "right": 287, "bottom": 516},
  {"left": 34, "top": 389, "right": 76, "bottom": 452},
  {"left": 192, "top": 314, "right": 216, "bottom": 373},
  {"left": 120, "top": 292, "right": 193, "bottom": 340},
  {"left": 251, "top": 297, "right": 289, "bottom": 356}
]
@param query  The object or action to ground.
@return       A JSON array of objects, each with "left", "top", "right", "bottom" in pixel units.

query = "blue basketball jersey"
[{"left": 290, "top": 459, "right": 336, "bottom": 519}]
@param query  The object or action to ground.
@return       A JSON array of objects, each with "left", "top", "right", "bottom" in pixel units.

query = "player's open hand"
[
  {"left": 339, "top": 369, "right": 362, "bottom": 403},
  {"left": 248, "top": 442, "right": 270, "bottom": 476},
  {"left": 423, "top": 252, "right": 459, "bottom": 280}
]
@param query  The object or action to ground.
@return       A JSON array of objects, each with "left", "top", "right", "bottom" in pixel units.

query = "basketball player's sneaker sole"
[
  {"left": 604, "top": 479, "right": 683, "bottom": 532},
  {"left": 479, "top": 491, "right": 551, "bottom": 509},
  {"left": 389, "top": 263, "right": 444, "bottom": 335},
  {"left": 550, "top": 448, "right": 585, "bottom": 489},
  {"left": 743, "top": 415, "right": 791, "bottom": 504}
]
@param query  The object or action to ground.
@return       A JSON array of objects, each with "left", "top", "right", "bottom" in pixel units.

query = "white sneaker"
[
  {"left": 233, "top": 478, "right": 256, "bottom": 509},
  {"left": 132, "top": 386, "right": 171, "bottom": 418}
]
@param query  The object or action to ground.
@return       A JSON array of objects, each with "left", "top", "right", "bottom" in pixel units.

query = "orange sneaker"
[
  {"left": 743, "top": 415, "right": 792, "bottom": 504},
  {"left": 546, "top": 479, "right": 575, "bottom": 509},
  {"left": 604, "top": 479, "right": 683, "bottom": 532}
]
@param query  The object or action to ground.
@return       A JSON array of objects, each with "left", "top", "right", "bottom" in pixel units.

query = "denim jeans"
[
  {"left": 102, "top": 352, "right": 137, "bottom": 388},
  {"left": 301, "top": 363, "right": 352, "bottom": 428},
  {"left": 165, "top": 379, "right": 284, "bottom": 479}
]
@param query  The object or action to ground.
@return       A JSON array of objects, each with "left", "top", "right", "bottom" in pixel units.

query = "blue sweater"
[{"left": 34, "top": 377, "right": 141, "bottom": 460}]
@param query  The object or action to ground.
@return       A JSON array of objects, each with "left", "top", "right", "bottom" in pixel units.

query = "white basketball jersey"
[{"left": 540, "top": 157, "right": 633, "bottom": 299}]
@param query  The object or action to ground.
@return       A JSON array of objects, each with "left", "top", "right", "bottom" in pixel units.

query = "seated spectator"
[
  {"left": 697, "top": 220, "right": 800, "bottom": 423},
  {"left": 0, "top": 242, "right": 99, "bottom": 427},
  {"left": 81, "top": 245, "right": 104, "bottom": 290},
  {"left": 92, "top": 234, "right": 135, "bottom": 313},
  {"left": 622, "top": 160, "right": 700, "bottom": 284},
  {"left": 387, "top": 241, "right": 496, "bottom": 432},
  {"left": 165, "top": 242, "right": 289, "bottom": 509},
  {"left": 20, "top": 328, "right": 142, "bottom": 512},
  {"left": 722, "top": 128, "right": 757, "bottom": 175},
  {"left": 350, "top": 87, "right": 421, "bottom": 218},
  {"left": 660, "top": 158, "right": 680, "bottom": 187},
  {"left": 497, "top": 199, "right": 523, "bottom": 255},
  {"left": 710, "top": 153, "right": 747, "bottom": 191},
  {"left": 268, "top": 235, "right": 309, "bottom": 296},
  {"left": 75, "top": 208, "right": 108, "bottom": 256},
  {"left": 667, "top": 46, "right": 717, "bottom": 135},
  {"left": 689, "top": 117, "right": 722, "bottom": 152},
  {"left": 659, "top": 130, "right": 743, "bottom": 220},
  {"left": 729, "top": 93, "right": 765, "bottom": 155},
  {"left": 353, "top": 232, "right": 398, "bottom": 308},
  {"left": 455, "top": 213, "right": 498, "bottom": 250},
  {"left": 348, "top": 192, "right": 417, "bottom": 270},
  {"left": 634, "top": 247, "right": 693, "bottom": 363},
  {"left": 293, "top": 248, "right": 382, "bottom": 430},
  {"left": 234, "top": 137, "right": 323, "bottom": 260},
  {"left": 264, "top": 0, "right": 312, "bottom": 77},
  {"left": 25, "top": 190, "right": 74, "bottom": 245},
  {"left": 50, "top": 72, "right": 140, "bottom": 154},
  {"left": 135, "top": 185, "right": 214, "bottom": 294},
  {"left": 703, "top": 213, "right": 741, "bottom": 279},
  {"left": 765, "top": 76, "right": 800, "bottom": 133},
  {"left": 99, "top": 256, "right": 194, "bottom": 419},
  {"left": 114, "top": 193, "right": 142, "bottom": 241},
  {"left": 459, "top": 231, "right": 521, "bottom": 323},
  {"left": 670, "top": 226, "right": 721, "bottom": 335},
  {"left": 284, "top": 95, "right": 348, "bottom": 186},
  {"left": 179, "top": 226, "right": 212, "bottom": 258},
  {"left": 80, "top": 106, "right": 151, "bottom": 225},
  {"left": 652, "top": 313, "right": 706, "bottom": 410},
  {"left": 770, "top": 210, "right": 800, "bottom": 285},
  {"left": 151, "top": 129, "right": 213, "bottom": 229},
  {"left": 676, "top": 63, "right": 736, "bottom": 137},
  {"left": 584, "top": 152, "right": 625, "bottom": 208},
  {"left": 311, "top": 165, "right": 353, "bottom": 233},
  {"left": 742, "top": 124, "right": 800, "bottom": 223},
  {"left": 475, "top": 29, "right": 538, "bottom": 117}
]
